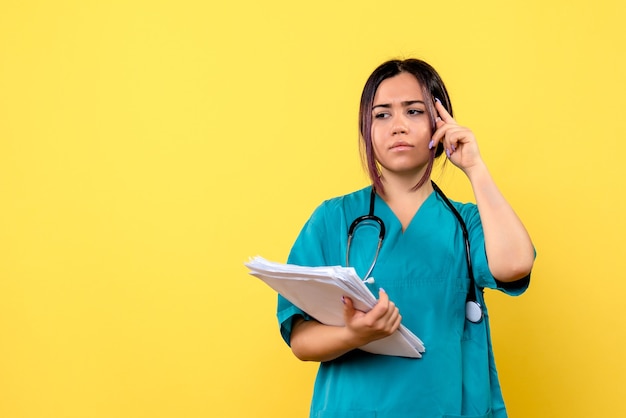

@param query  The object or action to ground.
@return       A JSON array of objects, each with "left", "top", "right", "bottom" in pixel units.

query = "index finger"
[{"left": 435, "top": 98, "right": 455, "bottom": 123}]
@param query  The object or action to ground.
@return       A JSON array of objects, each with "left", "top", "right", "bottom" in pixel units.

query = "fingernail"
[
  {"left": 379, "top": 287, "right": 386, "bottom": 293},
  {"left": 428, "top": 140, "right": 434, "bottom": 149},
  {"left": 341, "top": 296, "right": 346, "bottom": 304},
  {"left": 451, "top": 144, "right": 456, "bottom": 152},
  {"left": 446, "top": 149, "right": 451, "bottom": 158},
  {"left": 436, "top": 116, "right": 442, "bottom": 122},
  {"left": 435, "top": 97, "right": 442, "bottom": 104}
]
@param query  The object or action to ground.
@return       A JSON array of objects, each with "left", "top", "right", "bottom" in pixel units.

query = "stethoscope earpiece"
[{"left": 364, "top": 277, "right": 375, "bottom": 284}]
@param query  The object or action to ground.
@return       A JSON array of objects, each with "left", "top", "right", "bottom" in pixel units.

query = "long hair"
[{"left": 358, "top": 59, "right": 453, "bottom": 194}]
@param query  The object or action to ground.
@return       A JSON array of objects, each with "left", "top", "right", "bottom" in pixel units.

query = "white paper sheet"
[{"left": 246, "top": 256, "right": 425, "bottom": 358}]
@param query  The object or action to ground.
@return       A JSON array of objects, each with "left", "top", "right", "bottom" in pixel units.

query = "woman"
[{"left": 277, "top": 58, "right": 535, "bottom": 417}]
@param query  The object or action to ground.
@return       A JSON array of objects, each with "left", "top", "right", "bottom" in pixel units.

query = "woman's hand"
[
  {"left": 342, "top": 288, "right": 402, "bottom": 347},
  {"left": 289, "top": 288, "right": 402, "bottom": 362},
  {"left": 430, "top": 99, "right": 484, "bottom": 174}
]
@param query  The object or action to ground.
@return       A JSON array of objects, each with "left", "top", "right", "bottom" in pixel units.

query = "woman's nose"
[{"left": 391, "top": 116, "right": 408, "bottom": 135}]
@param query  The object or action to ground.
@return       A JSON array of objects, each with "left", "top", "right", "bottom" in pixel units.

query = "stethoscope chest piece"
[{"left": 465, "top": 300, "right": 483, "bottom": 324}]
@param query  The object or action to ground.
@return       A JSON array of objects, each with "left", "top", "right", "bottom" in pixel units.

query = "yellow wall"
[{"left": 1, "top": 1, "right": 624, "bottom": 416}]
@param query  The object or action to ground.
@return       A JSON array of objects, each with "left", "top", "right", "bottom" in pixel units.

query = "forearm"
[
  {"left": 465, "top": 162, "right": 535, "bottom": 282},
  {"left": 289, "top": 317, "right": 365, "bottom": 362}
]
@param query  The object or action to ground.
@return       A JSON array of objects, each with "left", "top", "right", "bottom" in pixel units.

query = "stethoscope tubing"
[{"left": 346, "top": 182, "right": 483, "bottom": 323}]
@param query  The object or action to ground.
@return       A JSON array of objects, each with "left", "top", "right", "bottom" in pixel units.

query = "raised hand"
[{"left": 430, "top": 99, "right": 484, "bottom": 174}]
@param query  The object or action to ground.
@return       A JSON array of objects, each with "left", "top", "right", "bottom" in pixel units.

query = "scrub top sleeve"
[
  {"left": 277, "top": 294, "right": 310, "bottom": 346},
  {"left": 461, "top": 203, "right": 531, "bottom": 297},
  {"left": 276, "top": 202, "right": 330, "bottom": 346}
]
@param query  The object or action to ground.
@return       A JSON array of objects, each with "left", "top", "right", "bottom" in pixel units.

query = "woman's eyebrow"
[{"left": 372, "top": 100, "right": 425, "bottom": 109}]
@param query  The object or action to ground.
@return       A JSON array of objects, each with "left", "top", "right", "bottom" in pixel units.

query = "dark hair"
[{"left": 358, "top": 59, "right": 453, "bottom": 193}]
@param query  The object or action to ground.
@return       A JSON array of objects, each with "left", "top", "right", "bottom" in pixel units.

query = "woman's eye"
[
  {"left": 374, "top": 112, "right": 390, "bottom": 119},
  {"left": 408, "top": 109, "right": 425, "bottom": 115}
]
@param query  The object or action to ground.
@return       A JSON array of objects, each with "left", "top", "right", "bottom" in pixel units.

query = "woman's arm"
[
  {"left": 289, "top": 289, "right": 402, "bottom": 362},
  {"left": 464, "top": 162, "right": 535, "bottom": 281},
  {"left": 431, "top": 100, "right": 535, "bottom": 282}
]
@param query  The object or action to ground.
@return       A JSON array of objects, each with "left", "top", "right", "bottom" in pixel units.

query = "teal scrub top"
[{"left": 277, "top": 186, "right": 530, "bottom": 418}]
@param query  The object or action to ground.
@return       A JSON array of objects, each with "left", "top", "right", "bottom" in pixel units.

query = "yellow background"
[{"left": 1, "top": 0, "right": 624, "bottom": 416}]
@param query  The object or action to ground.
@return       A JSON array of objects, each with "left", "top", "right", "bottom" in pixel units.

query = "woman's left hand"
[{"left": 430, "top": 100, "right": 483, "bottom": 173}]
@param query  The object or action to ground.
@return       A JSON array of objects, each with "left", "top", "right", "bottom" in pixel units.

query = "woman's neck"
[
  {"left": 377, "top": 171, "right": 433, "bottom": 203},
  {"left": 376, "top": 173, "right": 434, "bottom": 232}
]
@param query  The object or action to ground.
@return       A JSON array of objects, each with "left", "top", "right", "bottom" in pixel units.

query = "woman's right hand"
[
  {"left": 342, "top": 288, "right": 402, "bottom": 347},
  {"left": 290, "top": 289, "right": 402, "bottom": 362}
]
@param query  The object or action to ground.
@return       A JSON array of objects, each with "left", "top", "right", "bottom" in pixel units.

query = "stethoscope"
[{"left": 345, "top": 181, "right": 483, "bottom": 323}]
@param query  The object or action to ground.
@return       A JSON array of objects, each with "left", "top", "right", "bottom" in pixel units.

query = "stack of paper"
[{"left": 245, "top": 256, "right": 425, "bottom": 358}]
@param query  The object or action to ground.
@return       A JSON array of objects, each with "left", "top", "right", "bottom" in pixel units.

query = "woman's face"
[{"left": 371, "top": 72, "right": 433, "bottom": 178}]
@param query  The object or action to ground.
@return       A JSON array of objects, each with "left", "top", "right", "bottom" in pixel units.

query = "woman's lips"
[{"left": 390, "top": 141, "right": 414, "bottom": 150}]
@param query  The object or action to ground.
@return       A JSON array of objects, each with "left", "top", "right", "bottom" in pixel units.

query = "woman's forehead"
[{"left": 374, "top": 72, "right": 424, "bottom": 104}]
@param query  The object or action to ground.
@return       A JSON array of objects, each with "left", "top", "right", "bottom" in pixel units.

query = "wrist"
[
  {"left": 463, "top": 160, "right": 490, "bottom": 184},
  {"left": 340, "top": 325, "right": 368, "bottom": 350}
]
